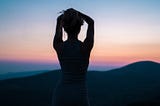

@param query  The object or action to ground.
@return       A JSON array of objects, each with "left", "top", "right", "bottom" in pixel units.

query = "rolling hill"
[
  {"left": 0, "top": 61, "right": 160, "bottom": 106},
  {"left": 0, "top": 70, "right": 51, "bottom": 80}
]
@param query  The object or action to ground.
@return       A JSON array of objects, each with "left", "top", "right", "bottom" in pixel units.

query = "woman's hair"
[{"left": 61, "top": 9, "right": 84, "bottom": 35}]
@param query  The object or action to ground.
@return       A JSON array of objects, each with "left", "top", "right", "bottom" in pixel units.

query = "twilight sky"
[{"left": 0, "top": 0, "right": 160, "bottom": 73}]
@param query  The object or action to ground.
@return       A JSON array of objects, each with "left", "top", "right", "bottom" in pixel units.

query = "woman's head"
[{"left": 61, "top": 8, "right": 84, "bottom": 37}]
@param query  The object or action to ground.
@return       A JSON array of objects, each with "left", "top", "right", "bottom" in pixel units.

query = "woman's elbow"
[{"left": 89, "top": 19, "right": 94, "bottom": 25}]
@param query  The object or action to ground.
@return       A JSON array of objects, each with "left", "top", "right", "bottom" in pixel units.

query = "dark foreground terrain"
[{"left": 0, "top": 61, "right": 160, "bottom": 106}]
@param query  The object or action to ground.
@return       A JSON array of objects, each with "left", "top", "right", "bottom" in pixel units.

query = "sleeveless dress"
[{"left": 52, "top": 40, "right": 90, "bottom": 106}]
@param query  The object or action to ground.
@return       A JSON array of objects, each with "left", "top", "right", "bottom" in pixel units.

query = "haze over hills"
[
  {"left": 0, "top": 60, "right": 118, "bottom": 75},
  {"left": 0, "top": 61, "right": 160, "bottom": 106},
  {"left": 0, "top": 70, "right": 51, "bottom": 80}
]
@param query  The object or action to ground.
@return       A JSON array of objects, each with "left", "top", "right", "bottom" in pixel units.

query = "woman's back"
[
  {"left": 59, "top": 40, "right": 89, "bottom": 74},
  {"left": 53, "top": 40, "right": 90, "bottom": 106}
]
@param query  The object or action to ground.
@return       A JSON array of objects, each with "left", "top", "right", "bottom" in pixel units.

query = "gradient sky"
[{"left": 0, "top": 0, "right": 160, "bottom": 73}]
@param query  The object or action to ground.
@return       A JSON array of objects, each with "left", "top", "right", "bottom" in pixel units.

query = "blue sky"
[{"left": 0, "top": 0, "right": 160, "bottom": 74}]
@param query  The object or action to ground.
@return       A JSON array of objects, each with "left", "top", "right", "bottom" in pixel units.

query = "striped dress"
[{"left": 52, "top": 40, "right": 90, "bottom": 106}]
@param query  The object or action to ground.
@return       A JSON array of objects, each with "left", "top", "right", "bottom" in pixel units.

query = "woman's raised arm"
[
  {"left": 53, "top": 15, "right": 63, "bottom": 51},
  {"left": 78, "top": 10, "right": 94, "bottom": 51}
]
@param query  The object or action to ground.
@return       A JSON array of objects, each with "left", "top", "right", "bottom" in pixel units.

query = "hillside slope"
[{"left": 0, "top": 61, "right": 160, "bottom": 106}]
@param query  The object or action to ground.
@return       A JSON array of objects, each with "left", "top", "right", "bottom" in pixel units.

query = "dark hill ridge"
[
  {"left": 120, "top": 61, "right": 160, "bottom": 72},
  {"left": 0, "top": 61, "right": 160, "bottom": 106}
]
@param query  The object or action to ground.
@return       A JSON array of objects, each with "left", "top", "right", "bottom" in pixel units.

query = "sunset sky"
[{"left": 0, "top": 0, "right": 160, "bottom": 73}]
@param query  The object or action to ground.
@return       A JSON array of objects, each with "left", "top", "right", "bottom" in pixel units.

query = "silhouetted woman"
[{"left": 52, "top": 8, "right": 94, "bottom": 106}]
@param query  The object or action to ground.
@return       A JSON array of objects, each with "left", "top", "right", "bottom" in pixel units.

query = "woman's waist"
[{"left": 60, "top": 72, "right": 87, "bottom": 84}]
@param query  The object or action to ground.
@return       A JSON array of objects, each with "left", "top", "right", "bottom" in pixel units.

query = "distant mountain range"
[
  {"left": 0, "top": 61, "right": 160, "bottom": 106},
  {"left": 0, "top": 70, "right": 51, "bottom": 80}
]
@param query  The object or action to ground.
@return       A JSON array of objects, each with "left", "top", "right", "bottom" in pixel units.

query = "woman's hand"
[
  {"left": 66, "top": 8, "right": 78, "bottom": 13},
  {"left": 57, "top": 14, "right": 63, "bottom": 26}
]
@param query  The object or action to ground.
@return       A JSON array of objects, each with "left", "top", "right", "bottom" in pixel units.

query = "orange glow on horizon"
[
  {"left": 0, "top": 36, "right": 160, "bottom": 66},
  {"left": 1, "top": 46, "right": 159, "bottom": 66}
]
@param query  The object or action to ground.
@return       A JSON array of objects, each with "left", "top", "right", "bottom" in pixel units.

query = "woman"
[{"left": 52, "top": 8, "right": 94, "bottom": 106}]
